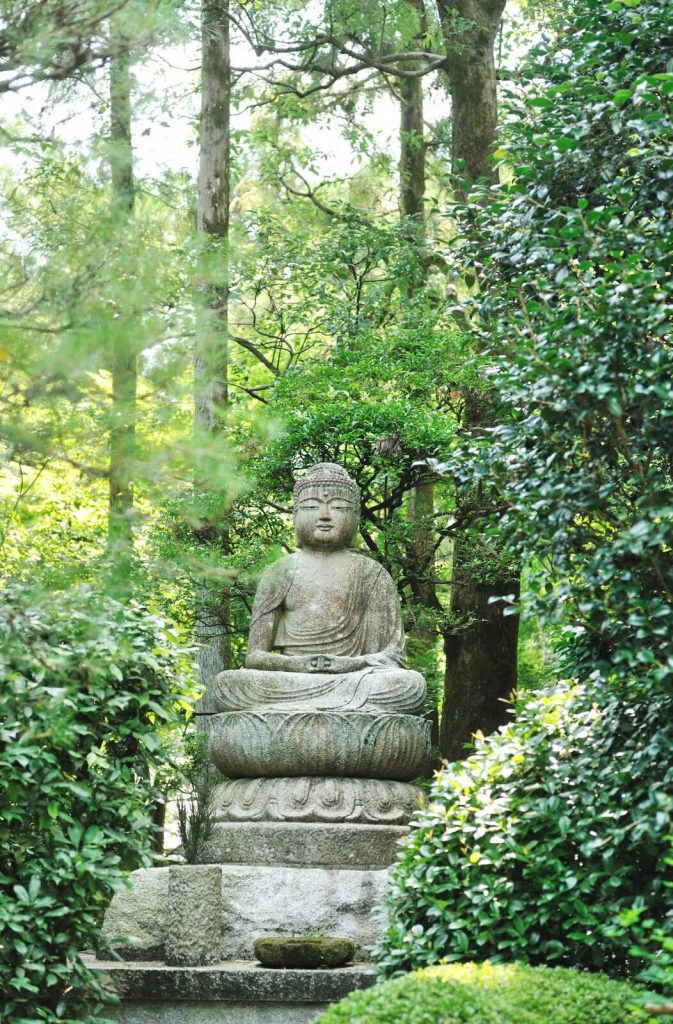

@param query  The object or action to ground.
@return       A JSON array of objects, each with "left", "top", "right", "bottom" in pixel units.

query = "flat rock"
[
  {"left": 84, "top": 955, "right": 375, "bottom": 1001},
  {"left": 253, "top": 936, "right": 355, "bottom": 969}
]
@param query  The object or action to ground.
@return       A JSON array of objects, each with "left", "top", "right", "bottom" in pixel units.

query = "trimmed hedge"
[{"left": 315, "top": 962, "right": 647, "bottom": 1024}]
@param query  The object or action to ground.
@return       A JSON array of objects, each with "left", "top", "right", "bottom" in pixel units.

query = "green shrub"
[
  {"left": 315, "top": 962, "right": 647, "bottom": 1024},
  {"left": 458, "top": 0, "right": 673, "bottom": 692},
  {"left": 380, "top": 0, "right": 673, "bottom": 993},
  {"left": 375, "top": 682, "right": 672, "bottom": 979},
  {"left": 0, "top": 584, "right": 186, "bottom": 1023}
]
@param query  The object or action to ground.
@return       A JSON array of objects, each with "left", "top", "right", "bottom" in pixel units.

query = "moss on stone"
[{"left": 254, "top": 936, "right": 355, "bottom": 969}]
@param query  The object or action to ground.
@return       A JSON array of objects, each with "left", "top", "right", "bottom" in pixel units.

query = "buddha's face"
[{"left": 294, "top": 487, "right": 359, "bottom": 551}]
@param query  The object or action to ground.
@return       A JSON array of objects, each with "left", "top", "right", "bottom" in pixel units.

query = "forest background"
[{"left": 0, "top": 0, "right": 672, "bottom": 1020}]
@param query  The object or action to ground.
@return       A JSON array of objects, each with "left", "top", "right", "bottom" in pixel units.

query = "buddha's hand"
[
  {"left": 307, "top": 654, "right": 382, "bottom": 673},
  {"left": 308, "top": 654, "right": 335, "bottom": 672}
]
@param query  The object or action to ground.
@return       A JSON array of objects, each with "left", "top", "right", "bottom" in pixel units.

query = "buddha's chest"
[{"left": 283, "top": 561, "right": 355, "bottom": 621}]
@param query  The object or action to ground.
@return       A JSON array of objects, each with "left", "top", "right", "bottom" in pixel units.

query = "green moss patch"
[{"left": 254, "top": 936, "right": 355, "bottom": 969}]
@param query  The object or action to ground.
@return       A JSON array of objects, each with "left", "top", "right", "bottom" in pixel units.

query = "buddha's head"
[{"left": 293, "top": 463, "right": 360, "bottom": 551}]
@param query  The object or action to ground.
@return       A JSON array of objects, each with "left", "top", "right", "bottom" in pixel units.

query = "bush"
[
  {"left": 379, "top": 0, "right": 673, "bottom": 992},
  {"left": 375, "top": 682, "right": 672, "bottom": 980},
  {"left": 0, "top": 584, "right": 185, "bottom": 1023},
  {"left": 315, "top": 962, "right": 647, "bottom": 1024},
  {"left": 461, "top": 0, "right": 673, "bottom": 690}
]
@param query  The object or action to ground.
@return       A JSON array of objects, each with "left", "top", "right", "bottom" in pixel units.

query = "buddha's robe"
[{"left": 203, "top": 552, "right": 426, "bottom": 716}]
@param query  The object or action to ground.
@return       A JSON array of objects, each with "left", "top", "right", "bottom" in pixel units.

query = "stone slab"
[
  {"left": 202, "top": 821, "right": 408, "bottom": 867},
  {"left": 110, "top": 1001, "right": 328, "bottom": 1024},
  {"left": 103, "top": 864, "right": 390, "bottom": 961},
  {"left": 103, "top": 867, "right": 169, "bottom": 956},
  {"left": 84, "top": 957, "right": 376, "bottom": 1024},
  {"left": 85, "top": 957, "right": 375, "bottom": 1001}
]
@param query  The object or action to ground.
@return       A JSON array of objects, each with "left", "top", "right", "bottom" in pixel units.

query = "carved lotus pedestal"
[
  {"left": 208, "top": 709, "right": 430, "bottom": 780},
  {"left": 204, "top": 706, "right": 430, "bottom": 871}
]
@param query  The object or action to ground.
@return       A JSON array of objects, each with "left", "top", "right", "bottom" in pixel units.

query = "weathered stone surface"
[
  {"left": 196, "top": 464, "right": 427, "bottom": 725},
  {"left": 208, "top": 710, "right": 431, "bottom": 780},
  {"left": 219, "top": 864, "right": 387, "bottom": 959},
  {"left": 213, "top": 776, "right": 423, "bottom": 825},
  {"left": 203, "top": 665, "right": 426, "bottom": 715},
  {"left": 84, "top": 956, "right": 375, "bottom": 1024},
  {"left": 110, "top": 1002, "right": 329, "bottom": 1024},
  {"left": 165, "top": 866, "right": 222, "bottom": 967},
  {"left": 253, "top": 936, "right": 355, "bottom": 969},
  {"left": 202, "top": 821, "right": 408, "bottom": 868},
  {"left": 102, "top": 867, "right": 168, "bottom": 957},
  {"left": 101, "top": 863, "right": 389, "bottom": 962},
  {"left": 85, "top": 956, "right": 375, "bottom": 1001}
]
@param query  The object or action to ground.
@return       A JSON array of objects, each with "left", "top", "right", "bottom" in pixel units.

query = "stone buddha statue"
[{"left": 203, "top": 462, "right": 426, "bottom": 717}]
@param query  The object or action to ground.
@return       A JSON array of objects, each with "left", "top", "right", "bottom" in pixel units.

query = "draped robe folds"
[{"left": 207, "top": 552, "right": 426, "bottom": 716}]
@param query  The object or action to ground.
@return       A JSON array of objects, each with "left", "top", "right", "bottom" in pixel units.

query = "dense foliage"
[
  {"left": 315, "top": 961, "right": 647, "bottom": 1024},
  {"left": 0, "top": 585, "right": 185, "bottom": 1022},
  {"left": 375, "top": 681, "right": 672, "bottom": 977},
  {"left": 377, "top": 0, "right": 673, "bottom": 988},
  {"left": 466, "top": 0, "right": 673, "bottom": 686}
]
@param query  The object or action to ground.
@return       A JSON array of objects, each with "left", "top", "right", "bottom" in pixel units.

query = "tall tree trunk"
[
  {"left": 436, "top": 0, "right": 505, "bottom": 194},
  {"left": 441, "top": 554, "right": 519, "bottom": 759},
  {"left": 397, "top": 44, "right": 442, "bottom": 735},
  {"left": 195, "top": 0, "right": 232, "bottom": 693},
  {"left": 434, "top": 0, "right": 519, "bottom": 759},
  {"left": 107, "top": 49, "right": 137, "bottom": 587},
  {"left": 399, "top": 71, "right": 425, "bottom": 226}
]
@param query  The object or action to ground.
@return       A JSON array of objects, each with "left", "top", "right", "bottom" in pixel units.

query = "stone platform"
[
  {"left": 103, "top": 860, "right": 391, "bottom": 962},
  {"left": 84, "top": 956, "right": 376, "bottom": 1024},
  {"left": 203, "top": 821, "right": 409, "bottom": 867}
]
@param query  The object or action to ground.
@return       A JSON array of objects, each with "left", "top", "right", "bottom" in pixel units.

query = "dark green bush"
[
  {"left": 375, "top": 682, "right": 672, "bottom": 979},
  {"left": 460, "top": 0, "right": 673, "bottom": 690},
  {"left": 315, "top": 962, "right": 647, "bottom": 1024},
  {"left": 379, "top": 0, "right": 673, "bottom": 991},
  {"left": 0, "top": 584, "right": 185, "bottom": 1023}
]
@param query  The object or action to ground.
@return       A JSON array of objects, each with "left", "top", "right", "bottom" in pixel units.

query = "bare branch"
[{"left": 230, "top": 333, "right": 280, "bottom": 376}]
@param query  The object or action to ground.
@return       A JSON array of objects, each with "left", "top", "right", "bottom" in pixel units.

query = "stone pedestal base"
[
  {"left": 202, "top": 821, "right": 408, "bottom": 868},
  {"left": 208, "top": 710, "right": 430, "bottom": 780},
  {"left": 103, "top": 861, "right": 390, "bottom": 962},
  {"left": 100, "top": 813, "right": 405, "bottom": 1018},
  {"left": 83, "top": 956, "right": 375, "bottom": 1024},
  {"left": 213, "top": 776, "right": 423, "bottom": 825}
]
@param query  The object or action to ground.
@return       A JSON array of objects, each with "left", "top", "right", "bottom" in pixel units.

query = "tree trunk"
[
  {"left": 397, "top": 37, "right": 441, "bottom": 717},
  {"left": 194, "top": 0, "right": 232, "bottom": 691},
  {"left": 107, "top": 49, "right": 137, "bottom": 586},
  {"left": 436, "top": 0, "right": 505, "bottom": 193},
  {"left": 399, "top": 71, "right": 425, "bottom": 225},
  {"left": 441, "top": 391, "right": 520, "bottom": 761},
  {"left": 433, "top": 0, "right": 520, "bottom": 759},
  {"left": 440, "top": 562, "right": 519, "bottom": 760}
]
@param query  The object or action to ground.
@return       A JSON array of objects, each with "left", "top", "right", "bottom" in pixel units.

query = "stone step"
[{"left": 83, "top": 955, "right": 376, "bottom": 1024}]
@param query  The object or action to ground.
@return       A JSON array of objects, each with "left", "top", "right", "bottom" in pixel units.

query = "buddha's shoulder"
[
  {"left": 347, "top": 551, "right": 391, "bottom": 581},
  {"left": 259, "top": 552, "right": 298, "bottom": 582}
]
